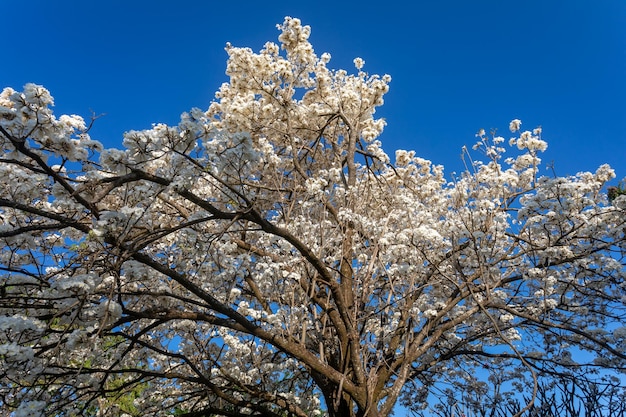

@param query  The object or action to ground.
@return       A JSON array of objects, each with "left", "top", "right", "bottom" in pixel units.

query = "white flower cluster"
[
  {"left": 0, "top": 314, "right": 45, "bottom": 333},
  {"left": 13, "top": 400, "right": 46, "bottom": 417},
  {"left": 511, "top": 129, "right": 547, "bottom": 152},
  {"left": 0, "top": 84, "right": 102, "bottom": 161}
]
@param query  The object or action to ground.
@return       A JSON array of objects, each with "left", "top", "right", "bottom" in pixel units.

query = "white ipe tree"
[{"left": 1, "top": 16, "right": 625, "bottom": 417}]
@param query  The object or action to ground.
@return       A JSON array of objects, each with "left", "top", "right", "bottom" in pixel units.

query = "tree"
[
  {"left": 1, "top": 16, "right": 625, "bottom": 417},
  {"left": 608, "top": 183, "right": 626, "bottom": 203},
  {"left": 420, "top": 370, "right": 626, "bottom": 417}
]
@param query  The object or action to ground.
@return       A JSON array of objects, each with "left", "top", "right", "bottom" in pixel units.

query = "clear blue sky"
[{"left": 3, "top": 0, "right": 625, "bottom": 183}]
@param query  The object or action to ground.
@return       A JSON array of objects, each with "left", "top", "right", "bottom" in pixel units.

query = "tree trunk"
[
  {"left": 326, "top": 391, "right": 354, "bottom": 417},
  {"left": 324, "top": 389, "right": 382, "bottom": 417}
]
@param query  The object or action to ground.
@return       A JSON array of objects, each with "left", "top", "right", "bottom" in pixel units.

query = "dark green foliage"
[{"left": 608, "top": 182, "right": 626, "bottom": 203}]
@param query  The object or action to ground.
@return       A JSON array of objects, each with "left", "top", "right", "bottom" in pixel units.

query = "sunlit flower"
[{"left": 509, "top": 118, "right": 522, "bottom": 132}]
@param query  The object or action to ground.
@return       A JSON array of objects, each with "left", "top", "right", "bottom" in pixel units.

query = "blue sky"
[{"left": 3, "top": 1, "right": 625, "bottom": 182}]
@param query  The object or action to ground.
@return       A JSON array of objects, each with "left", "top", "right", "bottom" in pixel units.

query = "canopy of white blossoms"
[{"left": 1, "top": 16, "right": 625, "bottom": 417}]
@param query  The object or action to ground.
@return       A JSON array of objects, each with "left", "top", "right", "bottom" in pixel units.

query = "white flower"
[
  {"left": 395, "top": 149, "right": 414, "bottom": 166},
  {"left": 13, "top": 400, "right": 46, "bottom": 417},
  {"left": 0, "top": 343, "right": 35, "bottom": 362},
  {"left": 594, "top": 164, "right": 615, "bottom": 183},
  {"left": 52, "top": 274, "right": 96, "bottom": 293},
  {"left": 509, "top": 119, "right": 522, "bottom": 132},
  {"left": 0, "top": 315, "right": 46, "bottom": 333},
  {"left": 229, "top": 287, "right": 242, "bottom": 302},
  {"left": 423, "top": 309, "right": 438, "bottom": 319},
  {"left": 100, "top": 300, "right": 123, "bottom": 322},
  {"left": 613, "top": 326, "right": 626, "bottom": 339},
  {"left": 353, "top": 57, "right": 365, "bottom": 70},
  {"left": 499, "top": 313, "right": 515, "bottom": 323}
]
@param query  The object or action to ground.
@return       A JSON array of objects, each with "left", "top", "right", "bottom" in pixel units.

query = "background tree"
[
  {"left": 608, "top": 182, "right": 626, "bottom": 203},
  {"left": 1, "top": 17, "right": 625, "bottom": 417},
  {"left": 420, "top": 373, "right": 626, "bottom": 417}
]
